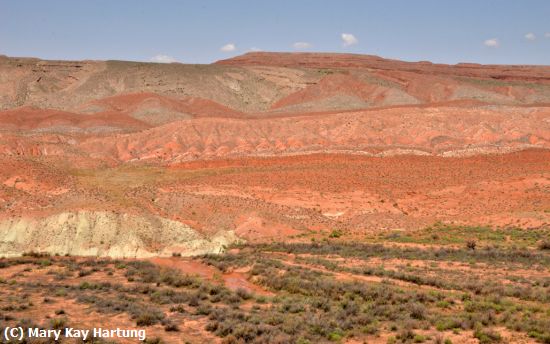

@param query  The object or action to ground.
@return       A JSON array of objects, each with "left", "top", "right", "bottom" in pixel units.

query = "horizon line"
[{"left": 1, "top": 51, "right": 549, "bottom": 68}]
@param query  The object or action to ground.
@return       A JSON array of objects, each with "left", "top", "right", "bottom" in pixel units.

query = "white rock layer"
[{"left": 0, "top": 211, "right": 237, "bottom": 258}]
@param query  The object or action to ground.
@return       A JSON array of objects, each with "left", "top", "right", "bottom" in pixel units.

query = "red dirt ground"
[
  {"left": 0, "top": 106, "right": 149, "bottom": 132},
  {"left": 82, "top": 92, "right": 246, "bottom": 121}
]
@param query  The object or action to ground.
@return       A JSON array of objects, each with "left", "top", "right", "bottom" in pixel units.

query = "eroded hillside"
[{"left": 0, "top": 52, "right": 549, "bottom": 257}]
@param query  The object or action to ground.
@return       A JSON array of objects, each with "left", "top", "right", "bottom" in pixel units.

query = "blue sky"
[{"left": 1, "top": 0, "right": 549, "bottom": 65}]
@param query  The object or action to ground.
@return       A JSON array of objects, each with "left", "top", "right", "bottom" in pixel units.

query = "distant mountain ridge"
[{"left": 1, "top": 52, "right": 550, "bottom": 117}]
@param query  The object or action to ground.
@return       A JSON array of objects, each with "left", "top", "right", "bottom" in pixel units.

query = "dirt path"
[{"left": 150, "top": 257, "right": 273, "bottom": 296}]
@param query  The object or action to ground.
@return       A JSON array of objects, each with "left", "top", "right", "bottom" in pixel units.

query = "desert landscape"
[{"left": 0, "top": 51, "right": 549, "bottom": 343}]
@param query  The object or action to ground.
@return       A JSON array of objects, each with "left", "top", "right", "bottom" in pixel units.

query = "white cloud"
[
  {"left": 341, "top": 33, "right": 358, "bottom": 47},
  {"left": 150, "top": 54, "right": 178, "bottom": 63},
  {"left": 220, "top": 43, "right": 236, "bottom": 52},
  {"left": 249, "top": 47, "right": 263, "bottom": 52},
  {"left": 293, "top": 42, "right": 312, "bottom": 50},
  {"left": 484, "top": 38, "right": 499, "bottom": 48},
  {"left": 525, "top": 32, "right": 536, "bottom": 41},
  {"left": 545, "top": 32, "right": 550, "bottom": 38}
]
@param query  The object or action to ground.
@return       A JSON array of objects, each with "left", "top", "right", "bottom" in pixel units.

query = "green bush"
[
  {"left": 414, "top": 334, "right": 427, "bottom": 343},
  {"left": 328, "top": 330, "right": 343, "bottom": 341},
  {"left": 49, "top": 317, "right": 67, "bottom": 330},
  {"left": 329, "top": 230, "right": 343, "bottom": 238},
  {"left": 474, "top": 325, "right": 502, "bottom": 343},
  {"left": 136, "top": 313, "right": 160, "bottom": 326}
]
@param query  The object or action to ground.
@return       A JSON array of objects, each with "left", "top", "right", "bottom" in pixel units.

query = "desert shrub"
[
  {"left": 280, "top": 301, "right": 305, "bottom": 314},
  {"left": 235, "top": 288, "right": 252, "bottom": 300},
  {"left": 250, "top": 264, "right": 266, "bottom": 276},
  {"left": 196, "top": 304, "right": 213, "bottom": 315},
  {"left": 474, "top": 324, "right": 502, "bottom": 343},
  {"left": 210, "top": 293, "right": 223, "bottom": 303},
  {"left": 2, "top": 305, "right": 16, "bottom": 311},
  {"left": 169, "top": 304, "right": 186, "bottom": 313},
  {"left": 53, "top": 270, "right": 72, "bottom": 280},
  {"left": 362, "top": 322, "right": 379, "bottom": 335},
  {"left": 78, "top": 282, "right": 97, "bottom": 290},
  {"left": 78, "top": 269, "right": 92, "bottom": 277},
  {"left": 188, "top": 294, "right": 200, "bottom": 307},
  {"left": 224, "top": 293, "right": 242, "bottom": 305},
  {"left": 38, "top": 259, "right": 52, "bottom": 267},
  {"left": 329, "top": 230, "right": 343, "bottom": 238},
  {"left": 408, "top": 302, "right": 427, "bottom": 320},
  {"left": 136, "top": 312, "right": 160, "bottom": 326},
  {"left": 126, "top": 263, "right": 159, "bottom": 283},
  {"left": 413, "top": 334, "right": 427, "bottom": 342},
  {"left": 311, "top": 298, "right": 331, "bottom": 312},
  {"left": 435, "top": 318, "right": 462, "bottom": 331},
  {"left": 161, "top": 318, "right": 180, "bottom": 332},
  {"left": 436, "top": 300, "right": 451, "bottom": 308},
  {"left": 396, "top": 327, "right": 416, "bottom": 342},
  {"left": 150, "top": 289, "right": 190, "bottom": 304},
  {"left": 327, "top": 330, "right": 343, "bottom": 341},
  {"left": 161, "top": 269, "right": 199, "bottom": 288},
  {"left": 433, "top": 334, "right": 449, "bottom": 344},
  {"left": 76, "top": 292, "right": 165, "bottom": 327},
  {"left": 259, "top": 242, "right": 550, "bottom": 267},
  {"left": 49, "top": 317, "right": 67, "bottom": 330},
  {"left": 539, "top": 240, "right": 550, "bottom": 250},
  {"left": 201, "top": 253, "right": 254, "bottom": 272},
  {"left": 466, "top": 240, "right": 477, "bottom": 250},
  {"left": 209, "top": 284, "right": 223, "bottom": 296}
]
